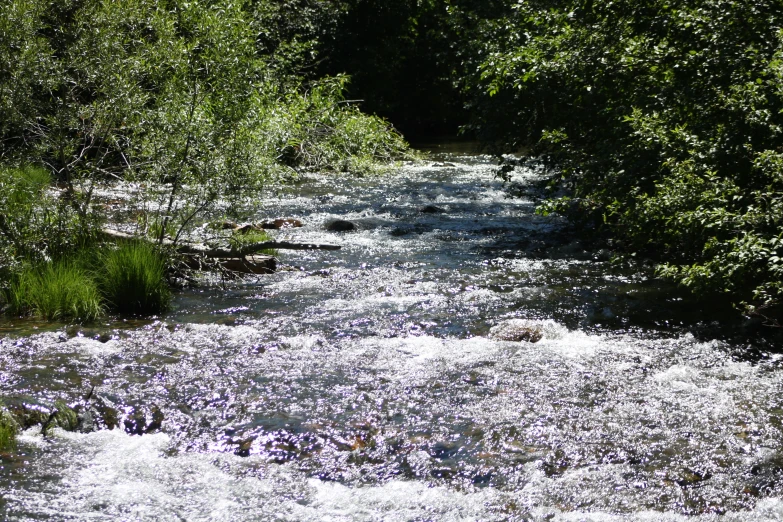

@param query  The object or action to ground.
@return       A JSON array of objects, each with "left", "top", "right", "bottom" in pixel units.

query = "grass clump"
[
  {"left": 3, "top": 241, "right": 172, "bottom": 321},
  {"left": 98, "top": 241, "right": 170, "bottom": 315},
  {"left": 6, "top": 259, "right": 103, "bottom": 321}
]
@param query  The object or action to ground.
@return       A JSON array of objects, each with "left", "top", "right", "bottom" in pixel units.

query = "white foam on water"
[
  {"left": 307, "top": 478, "right": 506, "bottom": 521},
  {"left": 10, "top": 422, "right": 783, "bottom": 521},
  {"left": 10, "top": 429, "right": 304, "bottom": 521},
  {"left": 66, "top": 335, "right": 123, "bottom": 356}
]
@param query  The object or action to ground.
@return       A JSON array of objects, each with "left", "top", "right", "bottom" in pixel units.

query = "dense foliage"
[
  {"left": 474, "top": 0, "right": 783, "bottom": 320},
  {"left": 0, "top": 0, "right": 408, "bottom": 308}
]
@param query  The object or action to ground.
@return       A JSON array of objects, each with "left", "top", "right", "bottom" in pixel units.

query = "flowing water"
[{"left": 1, "top": 154, "right": 782, "bottom": 521}]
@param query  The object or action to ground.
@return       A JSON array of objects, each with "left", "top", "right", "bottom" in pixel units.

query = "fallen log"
[
  {"left": 100, "top": 227, "right": 340, "bottom": 276},
  {"left": 101, "top": 227, "right": 341, "bottom": 256},
  {"left": 181, "top": 253, "right": 276, "bottom": 274}
]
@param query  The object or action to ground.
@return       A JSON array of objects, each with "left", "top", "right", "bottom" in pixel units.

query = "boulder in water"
[
  {"left": 489, "top": 319, "right": 543, "bottom": 343},
  {"left": 326, "top": 219, "right": 356, "bottom": 232},
  {"left": 123, "top": 404, "right": 164, "bottom": 435},
  {"left": 419, "top": 205, "right": 446, "bottom": 214}
]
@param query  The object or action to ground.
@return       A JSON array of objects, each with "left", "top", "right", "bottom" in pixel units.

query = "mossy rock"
[{"left": 0, "top": 410, "right": 20, "bottom": 452}]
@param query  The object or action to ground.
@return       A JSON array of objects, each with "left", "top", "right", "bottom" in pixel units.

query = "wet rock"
[
  {"left": 539, "top": 448, "right": 570, "bottom": 477},
  {"left": 489, "top": 319, "right": 544, "bottom": 343},
  {"left": 123, "top": 405, "right": 163, "bottom": 435},
  {"left": 326, "top": 219, "right": 356, "bottom": 232},
  {"left": 672, "top": 467, "right": 712, "bottom": 487},
  {"left": 432, "top": 162, "right": 456, "bottom": 168},
  {"left": 594, "top": 248, "right": 613, "bottom": 261},
  {"left": 65, "top": 325, "right": 81, "bottom": 339},
  {"left": 94, "top": 401, "right": 120, "bottom": 430},
  {"left": 220, "top": 255, "right": 277, "bottom": 274},
  {"left": 5, "top": 401, "right": 50, "bottom": 429},
  {"left": 124, "top": 407, "right": 146, "bottom": 435},
  {"left": 145, "top": 405, "right": 164, "bottom": 434},
  {"left": 260, "top": 218, "right": 304, "bottom": 230},
  {"left": 390, "top": 224, "right": 429, "bottom": 237},
  {"left": 232, "top": 436, "right": 256, "bottom": 457},
  {"left": 82, "top": 328, "right": 115, "bottom": 343},
  {"left": 419, "top": 205, "right": 446, "bottom": 214},
  {"left": 62, "top": 327, "right": 114, "bottom": 342},
  {"left": 76, "top": 409, "right": 95, "bottom": 433},
  {"left": 745, "top": 454, "right": 783, "bottom": 495}
]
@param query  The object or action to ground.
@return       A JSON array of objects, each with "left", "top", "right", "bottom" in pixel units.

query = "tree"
[{"left": 474, "top": 0, "right": 783, "bottom": 319}]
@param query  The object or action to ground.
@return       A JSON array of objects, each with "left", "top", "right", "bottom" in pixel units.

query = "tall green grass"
[
  {"left": 4, "top": 241, "right": 171, "bottom": 320},
  {"left": 98, "top": 241, "right": 170, "bottom": 315},
  {"left": 6, "top": 259, "right": 103, "bottom": 321}
]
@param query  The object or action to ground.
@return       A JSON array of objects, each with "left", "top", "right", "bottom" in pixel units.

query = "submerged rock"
[
  {"left": 419, "top": 205, "right": 446, "bottom": 214},
  {"left": 124, "top": 407, "right": 146, "bottom": 435},
  {"left": 326, "top": 219, "right": 356, "bottom": 232},
  {"left": 123, "top": 405, "right": 164, "bottom": 435},
  {"left": 76, "top": 409, "right": 95, "bottom": 433},
  {"left": 489, "top": 320, "right": 544, "bottom": 343}
]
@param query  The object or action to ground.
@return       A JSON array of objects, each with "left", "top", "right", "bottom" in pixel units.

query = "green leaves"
[
  {"left": 0, "top": 0, "right": 410, "bottom": 269},
  {"left": 472, "top": 0, "right": 783, "bottom": 317}
]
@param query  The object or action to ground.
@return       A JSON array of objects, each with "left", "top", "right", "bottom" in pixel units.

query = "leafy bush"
[
  {"left": 256, "top": 76, "right": 410, "bottom": 175},
  {"left": 0, "top": 165, "right": 95, "bottom": 272},
  {"left": 6, "top": 259, "right": 103, "bottom": 321},
  {"left": 0, "top": 0, "right": 412, "bottom": 252},
  {"left": 97, "top": 242, "right": 170, "bottom": 316},
  {"left": 474, "top": 0, "right": 783, "bottom": 319}
]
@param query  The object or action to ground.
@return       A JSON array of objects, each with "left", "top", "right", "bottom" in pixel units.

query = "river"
[{"left": 1, "top": 152, "right": 782, "bottom": 520}]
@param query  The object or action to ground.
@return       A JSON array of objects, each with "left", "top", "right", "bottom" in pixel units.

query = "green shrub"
[
  {"left": 7, "top": 259, "right": 103, "bottom": 321},
  {"left": 256, "top": 76, "right": 411, "bottom": 175},
  {"left": 98, "top": 241, "right": 170, "bottom": 315},
  {"left": 475, "top": 0, "right": 783, "bottom": 318}
]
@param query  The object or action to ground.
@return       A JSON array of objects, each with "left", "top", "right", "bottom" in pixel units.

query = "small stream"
[{"left": 1, "top": 153, "right": 782, "bottom": 521}]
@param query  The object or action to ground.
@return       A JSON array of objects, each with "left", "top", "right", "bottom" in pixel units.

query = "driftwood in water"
[
  {"left": 181, "top": 253, "right": 277, "bottom": 274},
  {"left": 177, "top": 241, "right": 341, "bottom": 257},
  {"left": 100, "top": 227, "right": 339, "bottom": 275},
  {"left": 100, "top": 228, "right": 341, "bottom": 256}
]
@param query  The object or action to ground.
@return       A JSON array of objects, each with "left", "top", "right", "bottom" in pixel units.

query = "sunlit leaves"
[{"left": 472, "top": 0, "right": 783, "bottom": 316}]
